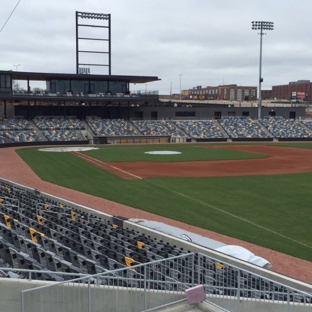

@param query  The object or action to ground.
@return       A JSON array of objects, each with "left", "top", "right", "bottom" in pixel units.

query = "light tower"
[
  {"left": 251, "top": 21, "right": 274, "bottom": 119},
  {"left": 179, "top": 74, "right": 183, "bottom": 101}
]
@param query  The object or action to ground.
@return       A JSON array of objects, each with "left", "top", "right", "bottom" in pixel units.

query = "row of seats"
[
  {"left": 0, "top": 118, "right": 33, "bottom": 131},
  {"left": 43, "top": 130, "right": 83, "bottom": 142},
  {"left": 260, "top": 117, "right": 312, "bottom": 138},
  {"left": 2, "top": 117, "right": 312, "bottom": 142},
  {"left": 33, "top": 117, "right": 85, "bottom": 130},
  {"left": 0, "top": 181, "right": 311, "bottom": 303},
  {"left": 86, "top": 117, "right": 139, "bottom": 136},
  {"left": 80, "top": 116, "right": 312, "bottom": 139},
  {"left": 173, "top": 120, "right": 224, "bottom": 139},
  {"left": 0, "top": 136, "right": 13, "bottom": 144},
  {"left": 0, "top": 131, "right": 43, "bottom": 143},
  {"left": 132, "top": 120, "right": 185, "bottom": 137},
  {"left": 219, "top": 117, "right": 271, "bottom": 138}
]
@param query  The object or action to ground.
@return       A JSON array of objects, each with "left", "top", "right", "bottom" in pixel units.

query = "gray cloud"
[{"left": 1, "top": 0, "right": 312, "bottom": 94}]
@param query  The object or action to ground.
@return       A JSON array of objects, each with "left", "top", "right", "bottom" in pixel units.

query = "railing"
[
  {"left": 11, "top": 91, "right": 158, "bottom": 98},
  {"left": 196, "top": 253, "right": 312, "bottom": 312},
  {"left": 0, "top": 267, "right": 89, "bottom": 280},
  {"left": 19, "top": 252, "right": 312, "bottom": 312},
  {"left": 21, "top": 253, "right": 195, "bottom": 312}
]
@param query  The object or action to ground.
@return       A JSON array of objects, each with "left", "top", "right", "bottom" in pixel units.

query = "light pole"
[
  {"left": 13, "top": 64, "right": 20, "bottom": 91},
  {"left": 179, "top": 74, "right": 183, "bottom": 101},
  {"left": 251, "top": 21, "right": 274, "bottom": 119},
  {"left": 170, "top": 81, "right": 172, "bottom": 101}
]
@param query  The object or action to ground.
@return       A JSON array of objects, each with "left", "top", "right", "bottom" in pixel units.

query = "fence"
[
  {"left": 20, "top": 252, "right": 312, "bottom": 312},
  {"left": 196, "top": 254, "right": 312, "bottom": 312},
  {"left": 21, "top": 253, "right": 195, "bottom": 312}
]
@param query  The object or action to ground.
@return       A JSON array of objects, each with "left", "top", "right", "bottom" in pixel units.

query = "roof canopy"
[{"left": 0, "top": 70, "right": 160, "bottom": 84}]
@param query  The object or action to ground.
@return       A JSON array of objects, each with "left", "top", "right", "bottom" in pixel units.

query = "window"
[
  {"left": 175, "top": 111, "right": 195, "bottom": 117},
  {"left": 230, "top": 89, "right": 235, "bottom": 101},
  {"left": 244, "top": 89, "right": 250, "bottom": 101},
  {"left": 224, "top": 89, "right": 227, "bottom": 99},
  {"left": 289, "top": 112, "right": 296, "bottom": 119},
  {"left": 237, "top": 89, "right": 242, "bottom": 101},
  {"left": 214, "top": 111, "right": 222, "bottom": 119},
  {"left": 0, "top": 74, "right": 12, "bottom": 93},
  {"left": 251, "top": 89, "right": 256, "bottom": 100},
  {"left": 151, "top": 111, "right": 157, "bottom": 120}
]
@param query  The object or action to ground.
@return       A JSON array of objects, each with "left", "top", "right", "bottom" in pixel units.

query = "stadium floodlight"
[
  {"left": 179, "top": 74, "right": 183, "bottom": 101},
  {"left": 77, "top": 11, "right": 110, "bottom": 20},
  {"left": 13, "top": 64, "right": 20, "bottom": 71},
  {"left": 251, "top": 21, "right": 274, "bottom": 119},
  {"left": 13, "top": 64, "right": 20, "bottom": 90},
  {"left": 76, "top": 11, "right": 111, "bottom": 75}
]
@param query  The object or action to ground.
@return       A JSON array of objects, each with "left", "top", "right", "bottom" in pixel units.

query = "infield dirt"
[{"left": 73, "top": 145, "right": 312, "bottom": 179}]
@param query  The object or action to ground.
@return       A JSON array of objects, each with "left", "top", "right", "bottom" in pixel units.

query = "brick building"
[
  {"left": 189, "top": 84, "right": 257, "bottom": 102},
  {"left": 261, "top": 89, "right": 273, "bottom": 100},
  {"left": 272, "top": 80, "right": 312, "bottom": 103}
]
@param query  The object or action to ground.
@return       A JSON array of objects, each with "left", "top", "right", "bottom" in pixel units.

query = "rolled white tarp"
[
  {"left": 215, "top": 245, "right": 272, "bottom": 269},
  {"left": 129, "top": 219, "right": 272, "bottom": 269}
]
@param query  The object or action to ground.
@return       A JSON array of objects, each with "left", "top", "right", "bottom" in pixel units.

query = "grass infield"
[{"left": 16, "top": 143, "right": 312, "bottom": 262}]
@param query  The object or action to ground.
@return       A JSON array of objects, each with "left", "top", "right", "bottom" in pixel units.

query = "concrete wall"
[
  {"left": 207, "top": 296, "right": 312, "bottom": 312},
  {"left": 0, "top": 105, "right": 14, "bottom": 118},
  {"left": 1, "top": 278, "right": 184, "bottom": 312},
  {"left": 13, "top": 103, "right": 306, "bottom": 120},
  {"left": 1, "top": 278, "right": 311, "bottom": 312},
  {"left": 125, "top": 106, "right": 305, "bottom": 120}
]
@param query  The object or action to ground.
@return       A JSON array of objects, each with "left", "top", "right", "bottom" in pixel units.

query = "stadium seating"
[
  {"left": 132, "top": 120, "right": 185, "bottom": 137},
  {"left": 0, "top": 118, "right": 33, "bottom": 131},
  {"left": 86, "top": 117, "right": 139, "bottom": 136},
  {"left": 260, "top": 117, "right": 312, "bottom": 138},
  {"left": 301, "top": 119, "right": 312, "bottom": 132},
  {"left": 0, "top": 130, "right": 43, "bottom": 143},
  {"left": 33, "top": 116, "right": 85, "bottom": 130},
  {"left": 1, "top": 116, "right": 312, "bottom": 144},
  {"left": 0, "top": 179, "right": 311, "bottom": 307},
  {"left": 173, "top": 120, "right": 224, "bottom": 139},
  {"left": 42, "top": 130, "right": 84, "bottom": 141},
  {"left": 0, "top": 135, "right": 13, "bottom": 144},
  {"left": 219, "top": 117, "right": 270, "bottom": 139}
]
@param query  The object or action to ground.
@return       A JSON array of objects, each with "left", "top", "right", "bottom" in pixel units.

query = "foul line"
[
  {"left": 148, "top": 180, "right": 312, "bottom": 250},
  {"left": 76, "top": 152, "right": 142, "bottom": 180}
]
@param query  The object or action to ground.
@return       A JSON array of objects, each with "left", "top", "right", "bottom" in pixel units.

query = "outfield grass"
[{"left": 16, "top": 143, "right": 312, "bottom": 262}]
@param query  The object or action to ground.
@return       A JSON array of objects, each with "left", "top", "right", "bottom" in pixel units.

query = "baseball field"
[{"left": 16, "top": 142, "right": 312, "bottom": 262}]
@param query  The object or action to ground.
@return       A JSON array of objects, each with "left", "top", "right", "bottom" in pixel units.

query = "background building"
[
  {"left": 261, "top": 89, "right": 273, "bottom": 100},
  {"left": 272, "top": 80, "right": 311, "bottom": 103},
  {"left": 189, "top": 84, "right": 257, "bottom": 102}
]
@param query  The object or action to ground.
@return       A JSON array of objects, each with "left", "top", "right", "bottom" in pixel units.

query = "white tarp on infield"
[{"left": 129, "top": 219, "right": 272, "bottom": 269}]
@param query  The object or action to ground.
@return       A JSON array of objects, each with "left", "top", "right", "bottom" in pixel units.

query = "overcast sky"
[{"left": 1, "top": 0, "right": 312, "bottom": 94}]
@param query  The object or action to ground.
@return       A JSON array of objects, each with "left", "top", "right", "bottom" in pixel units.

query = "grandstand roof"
[{"left": 0, "top": 70, "right": 160, "bottom": 84}]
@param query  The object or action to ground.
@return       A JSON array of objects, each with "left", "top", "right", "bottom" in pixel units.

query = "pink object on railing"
[{"left": 185, "top": 285, "right": 206, "bottom": 304}]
